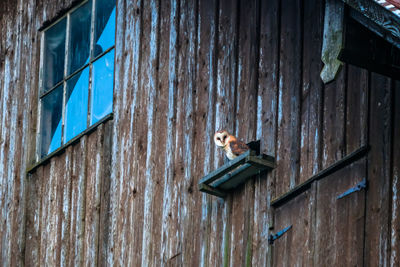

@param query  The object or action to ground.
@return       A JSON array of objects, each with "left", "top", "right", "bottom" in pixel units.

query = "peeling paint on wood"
[{"left": 1, "top": 0, "right": 400, "bottom": 266}]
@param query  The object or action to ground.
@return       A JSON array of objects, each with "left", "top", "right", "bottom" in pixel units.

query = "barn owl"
[{"left": 214, "top": 130, "right": 249, "bottom": 160}]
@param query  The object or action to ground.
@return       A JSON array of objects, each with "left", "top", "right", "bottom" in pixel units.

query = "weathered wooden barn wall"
[{"left": 1, "top": 0, "right": 400, "bottom": 266}]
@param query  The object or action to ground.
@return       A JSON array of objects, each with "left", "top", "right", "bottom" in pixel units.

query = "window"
[{"left": 38, "top": 0, "right": 116, "bottom": 158}]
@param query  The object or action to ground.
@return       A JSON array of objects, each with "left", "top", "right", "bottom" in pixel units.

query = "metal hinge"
[
  {"left": 336, "top": 178, "right": 367, "bottom": 200},
  {"left": 268, "top": 225, "right": 292, "bottom": 245}
]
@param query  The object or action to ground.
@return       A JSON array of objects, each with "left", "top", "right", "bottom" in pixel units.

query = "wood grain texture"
[
  {"left": 275, "top": 0, "right": 302, "bottom": 197},
  {"left": 160, "top": 0, "right": 181, "bottom": 264},
  {"left": 107, "top": 0, "right": 143, "bottom": 265},
  {"left": 272, "top": 190, "right": 315, "bottom": 266},
  {"left": 229, "top": 0, "right": 260, "bottom": 265},
  {"left": 299, "top": 0, "right": 324, "bottom": 183},
  {"left": 196, "top": 0, "right": 218, "bottom": 265},
  {"left": 322, "top": 64, "right": 346, "bottom": 169},
  {"left": 390, "top": 80, "right": 400, "bottom": 266},
  {"left": 178, "top": 0, "right": 202, "bottom": 265},
  {"left": 314, "top": 158, "right": 366, "bottom": 266},
  {"left": 346, "top": 65, "right": 368, "bottom": 154},
  {"left": 252, "top": 0, "right": 279, "bottom": 265},
  {"left": 204, "top": 0, "right": 239, "bottom": 265},
  {"left": 364, "top": 72, "right": 392, "bottom": 266},
  {"left": 3, "top": 0, "right": 400, "bottom": 266}
]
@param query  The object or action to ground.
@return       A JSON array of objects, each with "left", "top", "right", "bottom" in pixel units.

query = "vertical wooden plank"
[
  {"left": 0, "top": 1, "right": 7, "bottom": 262},
  {"left": 26, "top": 0, "right": 41, "bottom": 168},
  {"left": 252, "top": 0, "right": 279, "bottom": 265},
  {"left": 322, "top": 65, "right": 346, "bottom": 168},
  {"left": 314, "top": 159, "right": 366, "bottom": 266},
  {"left": 97, "top": 121, "right": 112, "bottom": 266},
  {"left": 299, "top": 0, "right": 324, "bottom": 183},
  {"left": 163, "top": 0, "right": 199, "bottom": 264},
  {"left": 42, "top": 156, "right": 66, "bottom": 267},
  {"left": 160, "top": 0, "right": 180, "bottom": 263},
  {"left": 24, "top": 167, "right": 44, "bottom": 267},
  {"left": 391, "top": 79, "right": 400, "bottom": 266},
  {"left": 297, "top": 3, "right": 324, "bottom": 265},
  {"left": 178, "top": 0, "right": 202, "bottom": 266},
  {"left": 206, "top": 0, "right": 238, "bottom": 265},
  {"left": 108, "top": 0, "right": 143, "bottom": 265},
  {"left": 107, "top": 0, "right": 126, "bottom": 262},
  {"left": 60, "top": 147, "right": 73, "bottom": 267},
  {"left": 125, "top": 0, "right": 147, "bottom": 265},
  {"left": 196, "top": 0, "right": 218, "bottom": 265},
  {"left": 50, "top": 154, "right": 67, "bottom": 266},
  {"left": 38, "top": 163, "right": 50, "bottom": 266},
  {"left": 0, "top": 1, "right": 20, "bottom": 264},
  {"left": 346, "top": 65, "right": 368, "bottom": 154},
  {"left": 275, "top": 0, "right": 302, "bottom": 197},
  {"left": 68, "top": 138, "right": 87, "bottom": 267},
  {"left": 364, "top": 72, "right": 392, "bottom": 266},
  {"left": 229, "top": 0, "right": 260, "bottom": 265},
  {"left": 83, "top": 125, "right": 105, "bottom": 266},
  {"left": 140, "top": 0, "right": 163, "bottom": 265},
  {"left": 11, "top": 0, "right": 37, "bottom": 263},
  {"left": 135, "top": 0, "right": 171, "bottom": 265}
]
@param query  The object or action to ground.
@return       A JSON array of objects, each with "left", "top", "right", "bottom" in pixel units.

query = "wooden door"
[{"left": 314, "top": 158, "right": 366, "bottom": 266}]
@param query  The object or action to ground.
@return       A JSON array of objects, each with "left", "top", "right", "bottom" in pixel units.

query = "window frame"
[{"left": 36, "top": 0, "right": 116, "bottom": 162}]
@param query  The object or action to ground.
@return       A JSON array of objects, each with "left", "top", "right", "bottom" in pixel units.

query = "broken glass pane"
[
  {"left": 68, "top": 0, "right": 92, "bottom": 75},
  {"left": 40, "top": 85, "right": 63, "bottom": 157},
  {"left": 93, "top": 0, "right": 116, "bottom": 58},
  {"left": 90, "top": 50, "right": 114, "bottom": 125},
  {"left": 64, "top": 67, "right": 89, "bottom": 143},
  {"left": 43, "top": 18, "right": 66, "bottom": 93}
]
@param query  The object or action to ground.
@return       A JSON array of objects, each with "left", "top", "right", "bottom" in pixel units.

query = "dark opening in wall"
[{"left": 339, "top": 11, "right": 400, "bottom": 79}]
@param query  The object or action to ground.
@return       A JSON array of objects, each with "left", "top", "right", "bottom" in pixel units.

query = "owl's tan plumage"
[{"left": 214, "top": 130, "right": 249, "bottom": 160}]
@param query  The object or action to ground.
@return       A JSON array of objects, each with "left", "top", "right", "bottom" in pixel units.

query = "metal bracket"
[
  {"left": 337, "top": 178, "right": 367, "bottom": 199},
  {"left": 268, "top": 225, "right": 292, "bottom": 245}
]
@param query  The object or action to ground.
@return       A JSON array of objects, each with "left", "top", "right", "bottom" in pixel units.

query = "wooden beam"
[
  {"left": 271, "top": 145, "right": 369, "bottom": 207},
  {"left": 338, "top": 15, "right": 400, "bottom": 79},
  {"left": 320, "top": 0, "right": 345, "bottom": 84},
  {"left": 198, "top": 183, "right": 227, "bottom": 198},
  {"left": 341, "top": 0, "right": 400, "bottom": 45}
]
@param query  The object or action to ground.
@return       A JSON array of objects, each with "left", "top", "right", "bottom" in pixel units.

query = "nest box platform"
[{"left": 198, "top": 141, "right": 275, "bottom": 198}]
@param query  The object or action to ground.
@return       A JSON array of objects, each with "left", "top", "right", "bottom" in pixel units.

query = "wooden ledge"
[{"left": 198, "top": 149, "right": 275, "bottom": 198}]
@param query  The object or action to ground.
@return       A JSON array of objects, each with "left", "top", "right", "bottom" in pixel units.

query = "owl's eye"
[
  {"left": 217, "top": 137, "right": 221, "bottom": 141},
  {"left": 223, "top": 135, "right": 227, "bottom": 140}
]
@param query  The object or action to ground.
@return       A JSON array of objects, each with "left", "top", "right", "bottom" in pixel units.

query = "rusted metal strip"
[
  {"left": 268, "top": 225, "right": 292, "bottom": 245},
  {"left": 336, "top": 178, "right": 367, "bottom": 199}
]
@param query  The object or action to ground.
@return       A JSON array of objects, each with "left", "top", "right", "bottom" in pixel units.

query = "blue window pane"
[
  {"left": 43, "top": 18, "right": 66, "bottom": 92},
  {"left": 90, "top": 50, "right": 114, "bottom": 125},
  {"left": 41, "top": 85, "right": 63, "bottom": 157},
  {"left": 64, "top": 68, "right": 89, "bottom": 143},
  {"left": 93, "top": 0, "right": 116, "bottom": 58},
  {"left": 68, "top": 0, "right": 92, "bottom": 75}
]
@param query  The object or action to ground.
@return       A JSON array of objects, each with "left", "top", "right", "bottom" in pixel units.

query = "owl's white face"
[{"left": 214, "top": 130, "right": 229, "bottom": 148}]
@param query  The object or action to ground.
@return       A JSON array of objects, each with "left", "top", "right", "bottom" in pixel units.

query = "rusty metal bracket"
[
  {"left": 268, "top": 225, "right": 292, "bottom": 245},
  {"left": 337, "top": 178, "right": 367, "bottom": 199}
]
